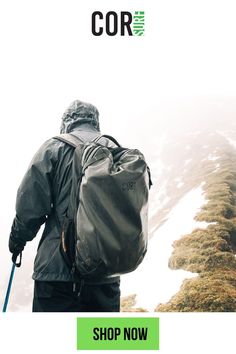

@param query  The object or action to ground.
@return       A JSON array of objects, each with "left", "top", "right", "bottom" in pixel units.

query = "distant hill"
[
  {"left": 156, "top": 136, "right": 236, "bottom": 311},
  {"left": 122, "top": 125, "right": 236, "bottom": 312}
]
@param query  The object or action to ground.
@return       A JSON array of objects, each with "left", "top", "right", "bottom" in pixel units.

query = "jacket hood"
[{"left": 60, "top": 100, "right": 100, "bottom": 133}]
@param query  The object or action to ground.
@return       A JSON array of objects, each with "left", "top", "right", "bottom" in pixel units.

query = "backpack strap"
[
  {"left": 53, "top": 133, "right": 84, "bottom": 148},
  {"left": 94, "top": 134, "right": 121, "bottom": 147},
  {"left": 54, "top": 133, "right": 120, "bottom": 148}
]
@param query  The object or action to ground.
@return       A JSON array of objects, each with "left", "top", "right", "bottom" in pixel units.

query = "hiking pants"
[{"left": 32, "top": 280, "right": 120, "bottom": 312}]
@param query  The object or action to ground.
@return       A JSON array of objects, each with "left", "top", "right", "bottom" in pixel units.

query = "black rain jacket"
[{"left": 9, "top": 101, "right": 119, "bottom": 283}]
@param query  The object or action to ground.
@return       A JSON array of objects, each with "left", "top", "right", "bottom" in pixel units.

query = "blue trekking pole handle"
[{"left": 2, "top": 253, "right": 22, "bottom": 312}]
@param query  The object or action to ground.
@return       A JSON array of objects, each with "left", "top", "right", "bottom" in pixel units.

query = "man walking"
[{"left": 9, "top": 100, "right": 120, "bottom": 312}]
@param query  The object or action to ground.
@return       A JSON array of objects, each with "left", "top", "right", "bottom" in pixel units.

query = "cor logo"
[{"left": 91, "top": 11, "right": 145, "bottom": 36}]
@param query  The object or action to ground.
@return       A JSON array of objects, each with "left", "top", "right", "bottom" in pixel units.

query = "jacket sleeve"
[{"left": 9, "top": 139, "right": 58, "bottom": 249}]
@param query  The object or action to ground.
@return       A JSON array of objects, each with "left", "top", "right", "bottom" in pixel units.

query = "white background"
[
  {"left": 1, "top": 0, "right": 236, "bottom": 352},
  {"left": 0, "top": 313, "right": 235, "bottom": 354}
]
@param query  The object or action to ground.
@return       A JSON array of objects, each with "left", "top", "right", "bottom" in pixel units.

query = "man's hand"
[
  {"left": 9, "top": 237, "right": 25, "bottom": 254},
  {"left": 9, "top": 238, "right": 24, "bottom": 267}
]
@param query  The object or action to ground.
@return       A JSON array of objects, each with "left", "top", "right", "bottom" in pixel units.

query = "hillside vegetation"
[{"left": 156, "top": 151, "right": 236, "bottom": 312}]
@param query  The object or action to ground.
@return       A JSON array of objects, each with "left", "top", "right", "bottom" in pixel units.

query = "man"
[{"left": 9, "top": 100, "right": 120, "bottom": 312}]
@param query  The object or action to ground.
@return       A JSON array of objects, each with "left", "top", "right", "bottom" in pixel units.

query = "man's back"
[{"left": 9, "top": 100, "right": 121, "bottom": 312}]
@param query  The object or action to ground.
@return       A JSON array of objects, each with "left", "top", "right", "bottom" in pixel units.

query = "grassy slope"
[
  {"left": 156, "top": 150, "right": 236, "bottom": 312},
  {"left": 121, "top": 294, "right": 147, "bottom": 312}
]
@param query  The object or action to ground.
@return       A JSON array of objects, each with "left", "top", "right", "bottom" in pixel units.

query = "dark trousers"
[{"left": 32, "top": 280, "right": 120, "bottom": 312}]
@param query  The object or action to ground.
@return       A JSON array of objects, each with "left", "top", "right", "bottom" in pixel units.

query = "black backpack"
[{"left": 54, "top": 133, "right": 152, "bottom": 279}]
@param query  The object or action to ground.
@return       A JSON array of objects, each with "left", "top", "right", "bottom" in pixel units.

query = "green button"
[{"left": 76, "top": 317, "right": 159, "bottom": 350}]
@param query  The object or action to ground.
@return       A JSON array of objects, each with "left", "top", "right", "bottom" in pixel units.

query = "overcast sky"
[{"left": 1, "top": 0, "right": 236, "bottom": 303}]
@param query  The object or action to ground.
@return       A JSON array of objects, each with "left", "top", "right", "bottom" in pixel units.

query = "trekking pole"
[{"left": 2, "top": 252, "right": 22, "bottom": 312}]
